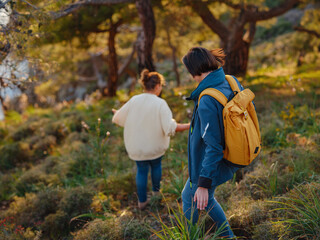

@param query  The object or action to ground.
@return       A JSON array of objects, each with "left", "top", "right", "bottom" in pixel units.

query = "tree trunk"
[
  {"left": 106, "top": 21, "right": 118, "bottom": 97},
  {"left": 223, "top": 40, "right": 250, "bottom": 76},
  {"left": 0, "top": 77, "right": 7, "bottom": 121},
  {"left": 223, "top": 21, "right": 255, "bottom": 76},
  {"left": 165, "top": 27, "right": 180, "bottom": 86},
  {"left": 135, "top": 0, "right": 156, "bottom": 73}
]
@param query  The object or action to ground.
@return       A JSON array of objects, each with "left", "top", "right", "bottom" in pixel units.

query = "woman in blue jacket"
[{"left": 181, "top": 47, "right": 242, "bottom": 238}]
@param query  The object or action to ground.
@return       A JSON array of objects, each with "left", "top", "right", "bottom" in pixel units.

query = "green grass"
[
  {"left": 271, "top": 182, "right": 320, "bottom": 239},
  {"left": 151, "top": 200, "right": 229, "bottom": 240}
]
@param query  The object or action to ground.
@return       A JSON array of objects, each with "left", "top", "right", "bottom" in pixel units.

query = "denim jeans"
[
  {"left": 135, "top": 156, "right": 162, "bottom": 202},
  {"left": 182, "top": 178, "right": 235, "bottom": 238}
]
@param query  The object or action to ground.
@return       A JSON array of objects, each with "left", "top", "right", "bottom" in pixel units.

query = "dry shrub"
[
  {"left": 10, "top": 124, "right": 36, "bottom": 141},
  {"left": 32, "top": 135, "right": 57, "bottom": 159},
  {"left": 2, "top": 188, "right": 63, "bottom": 228},
  {"left": 122, "top": 218, "right": 150, "bottom": 240},
  {"left": 0, "top": 173, "right": 16, "bottom": 201},
  {"left": 234, "top": 146, "right": 320, "bottom": 201},
  {"left": 233, "top": 164, "right": 270, "bottom": 200},
  {"left": 252, "top": 221, "right": 288, "bottom": 240},
  {"left": 73, "top": 210, "right": 150, "bottom": 240},
  {"left": 43, "top": 121, "right": 69, "bottom": 142},
  {"left": 64, "top": 131, "right": 89, "bottom": 144},
  {"left": 0, "top": 142, "right": 31, "bottom": 170},
  {"left": 41, "top": 210, "right": 69, "bottom": 239},
  {"left": 58, "top": 187, "right": 94, "bottom": 217},
  {"left": 15, "top": 157, "right": 60, "bottom": 195},
  {"left": 0, "top": 127, "right": 7, "bottom": 139},
  {"left": 215, "top": 182, "right": 237, "bottom": 204},
  {"left": 98, "top": 171, "right": 136, "bottom": 199},
  {"left": 73, "top": 218, "right": 123, "bottom": 240},
  {"left": 228, "top": 198, "right": 276, "bottom": 237}
]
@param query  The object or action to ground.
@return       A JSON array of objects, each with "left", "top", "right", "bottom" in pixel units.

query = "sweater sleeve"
[
  {"left": 160, "top": 100, "right": 177, "bottom": 137},
  {"left": 112, "top": 98, "right": 131, "bottom": 127},
  {"left": 197, "top": 96, "right": 224, "bottom": 188}
]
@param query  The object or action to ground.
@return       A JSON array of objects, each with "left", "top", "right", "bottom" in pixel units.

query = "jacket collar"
[{"left": 187, "top": 67, "right": 226, "bottom": 101}]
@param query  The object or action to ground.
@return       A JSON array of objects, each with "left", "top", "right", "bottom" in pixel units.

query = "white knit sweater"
[{"left": 112, "top": 93, "right": 177, "bottom": 161}]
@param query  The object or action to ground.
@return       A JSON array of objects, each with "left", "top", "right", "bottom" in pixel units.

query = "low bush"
[
  {"left": 58, "top": 187, "right": 94, "bottom": 218},
  {"left": 73, "top": 218, "right": 123, "bottom": 240},
  {"left": 1, "top": 187, "right": 94, "bottom": 238},
  {"left": 228, "top": 198, "right": 277, "bottom": 238},
  {"left": 41, "top": 210, "right": 69, "bottom": 239},
  {"left": 0, "top": 142, "right": 31, "bottom": 170},
  {"left": 64, "top": 131, "right": 89, "bottom": 144},
  {"left": 0, "top": 127, "right": 7, "bottom": 140},
  {"left": 103, "top": 171, "right": 136, "bottom": 199},
  {"left": 31, "top": 135, "right": 57, "bottom": 159},
  {"left": 10, "top": 124, "right": 35, "bottom": 141},
  {"left": 252, "top": 221, "right": 288, "bottom": 240},
  {"left": 122, "top": 218, "right": 150, "bottom": 240},
  {"left": 2, "top": 189, "right": 63, "bottom": 228},
  {"left": 15, "top": 157, "right": 60, "bottom": 195},
  {"left": 43, "top": 121, "right": 69, "bottom": 143},
  {"left": 0, "top": 173, "right": 16, "bottom": 201}
]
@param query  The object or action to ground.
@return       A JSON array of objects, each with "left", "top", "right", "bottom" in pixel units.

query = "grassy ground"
[{"left": 0, "top": 63, "right": 319, "bottom": 239}]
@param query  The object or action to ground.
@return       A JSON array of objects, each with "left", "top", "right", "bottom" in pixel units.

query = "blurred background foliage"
[{"left": 0, "top": 0, "right": 319, "bottom": 239}]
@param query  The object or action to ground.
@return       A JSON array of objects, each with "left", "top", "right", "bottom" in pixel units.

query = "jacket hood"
[{"left": 188, "top": 67, "right": 226, "bottom": 101}]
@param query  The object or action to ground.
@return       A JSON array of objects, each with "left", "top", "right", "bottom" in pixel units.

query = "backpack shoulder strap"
[
  {"left": 198, "top": 88, "right": 228, "bottom": 107},
  {"left": 225, "top": 75, "right": 240, "bottom": 93}
]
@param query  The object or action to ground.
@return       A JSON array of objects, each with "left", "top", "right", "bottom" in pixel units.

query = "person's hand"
[
  {"left": 194, "top": 187, "right": 208, "bottom": 210},
  {"left": 112, "top": 108, "right": 117, "bottom": 114}
]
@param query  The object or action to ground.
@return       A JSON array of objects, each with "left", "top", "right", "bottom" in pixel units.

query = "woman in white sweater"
[{"left": 112, "top": 69, "right": 189, "bottom": 209}]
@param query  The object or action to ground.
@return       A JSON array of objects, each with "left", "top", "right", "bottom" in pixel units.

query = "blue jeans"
[
  {"left": 135, "top": 156, "right": 162, "bottom": 202},
  {"left": 182, "top": 178, "right": 235, "bottom": 238}
]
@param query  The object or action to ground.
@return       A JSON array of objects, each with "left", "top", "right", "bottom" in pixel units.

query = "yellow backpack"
[{"left": 199, "top": 75, "right": 261, "bottom": 167}]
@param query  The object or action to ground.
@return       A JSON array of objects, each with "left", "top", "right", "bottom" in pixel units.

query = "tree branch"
[
  {"left": 20, "top": 0, "right": 40, "bottom": 10},
  {"left": 207, "top": 0, "right": 256, "bottom": 10},
  {"left": 188, "top": 0, "right": 229, "bottom": 42},
  {"left": 245, "top": 0, "right": 300, "bottom": 22},
  {"left": 294, "top": 26, "right": 320, "bottom": 38},
  {"left": 50, "top": 0, "right": 133, "bottom": 19}
]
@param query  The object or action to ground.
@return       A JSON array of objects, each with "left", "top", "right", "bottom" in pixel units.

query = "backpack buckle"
[{"left": 244, "top": 110, "right": 248, "bottom": 119}]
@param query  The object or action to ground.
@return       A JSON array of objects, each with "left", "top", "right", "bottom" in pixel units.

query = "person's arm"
[
  {"left": 160, "top": 101, "right": 177, "bottom": 137},
  {"left": 175, "top": 123, "right": 190, "bottom": 132},
  {"left": 194, "top": 96, "right": 224, "bottom": 210},
  {"left": 112, "top": 99, "right": 131, "bottom": 127}
]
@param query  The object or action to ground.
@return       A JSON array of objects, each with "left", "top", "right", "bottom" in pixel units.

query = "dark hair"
[
  {"left": 139, "top": 69, "right": 165, "bottom": 91},
  {"left": 182, "top": 47, "right": 226, "bottom": 76}
]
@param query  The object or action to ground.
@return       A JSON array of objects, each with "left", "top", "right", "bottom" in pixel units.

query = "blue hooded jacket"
[{"left": 187, "top": 67, "right": 242, "bottom": 189}]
